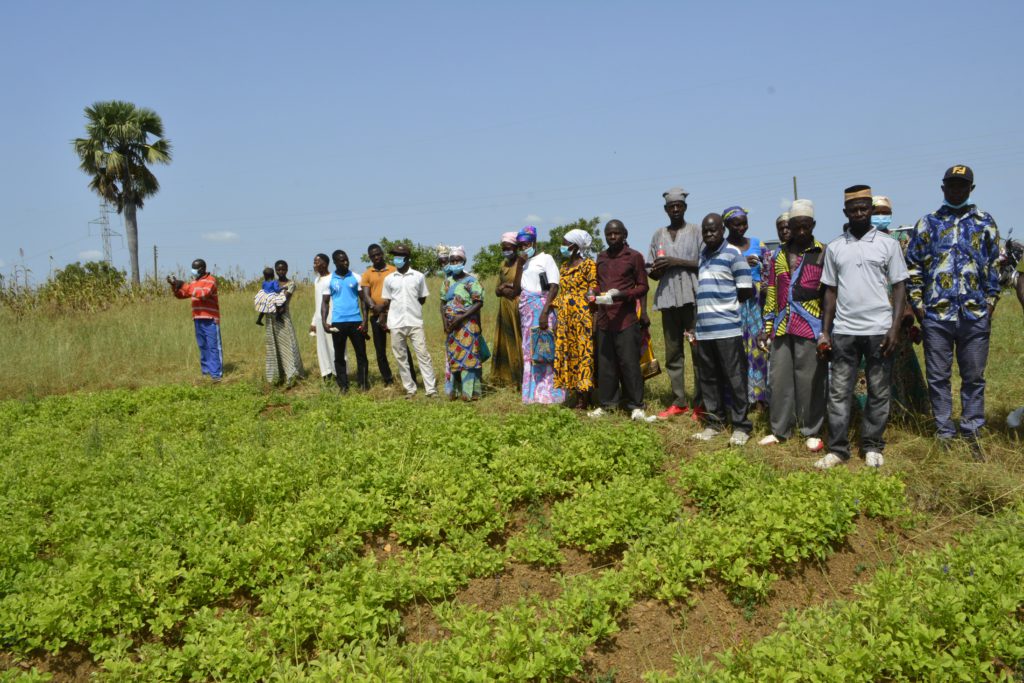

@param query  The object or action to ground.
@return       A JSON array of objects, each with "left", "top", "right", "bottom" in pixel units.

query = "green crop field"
[{"left": 1, "top": 285, "right": 1023, "bottom": 681}]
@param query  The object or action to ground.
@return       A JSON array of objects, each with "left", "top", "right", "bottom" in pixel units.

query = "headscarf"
[
  {"left": 722, "top": 206, "right": 748, "bottom": 222},
  {"left": 448, "top": 245, "right": 466, "bottom": 261},
  {"left": 872, "top": 195, "right": 892, "bottom": 211},
  {"left": 500, "top": 231, "right": 518, "bottom": 245},
  {"left": 435, "top": 244, "right": 451, "bottom": 258},
  {"left": 563, "top": 228, "right": 593, "bottom": 258},
  {"left": 516, "top": 226, "right": 538, "bottom": 243}
]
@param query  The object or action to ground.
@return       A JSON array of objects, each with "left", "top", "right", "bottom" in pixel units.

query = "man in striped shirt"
[
  {"left": 168, "top": 258, "right": 222, "bottom": 382},
  {"left": 692, "top": 213, "right": 753, "bottom": 444}
]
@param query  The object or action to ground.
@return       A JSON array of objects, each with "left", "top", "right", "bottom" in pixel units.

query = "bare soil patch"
[
  {"left": 0, "top": 646, "right": 97, "bottom": 682},
  {"left": 579, "top": 516, "right": 966, "bottom": 681},
  {"left": 259, "top": 402, "right": 292, "bottom": 418}
]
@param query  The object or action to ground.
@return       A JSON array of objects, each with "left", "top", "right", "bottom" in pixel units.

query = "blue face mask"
[
  {"left": 190, "top": 268, "right": 200, "bottom": 277},
  {"left": 871, "top": 215, "right": 893, "bottom": 230},
  {"left": 502, "top": 249, "right": 515, "bottom": 259},
  {"left": 392, "top": 256, "right": 407, "bottom": 268},
  {"left": 943, "top": 198, "right": 972, "bottom": 210},
  {"left": 524, "top": 246, "right": 536, "bottom": 258},
  {"left": 448, "top": 263, "right": 464, "bottom": 275},
  {"left": 559, "top": 245, "right": 572, "bottom": 257}
]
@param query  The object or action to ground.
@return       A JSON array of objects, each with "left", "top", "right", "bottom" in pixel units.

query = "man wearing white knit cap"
[{"left": 758, "top": 199, "right": 828, "bottom": 451}]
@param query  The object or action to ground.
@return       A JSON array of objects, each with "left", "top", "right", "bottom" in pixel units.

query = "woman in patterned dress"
[
  {"left": 723, "top": 206, "right": 769, "bottom": 410},
  {"left": 512, "top": 226, "right": 565, "bottom": 405},
  {"left": 265, "top": 259, "right": 305, "bottom": 386},
  {"left": 554, "top": 229, "right": 598, "bottom": 408},
  {"left": 440, "top": 247, "right": 487, "bottom": 400}
]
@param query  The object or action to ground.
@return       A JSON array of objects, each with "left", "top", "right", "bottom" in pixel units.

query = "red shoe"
[
  {"left": 689, "top": 406, "right": 706, "bottom": 422},
  {"left": 657, "top": 405, "right": 689, "bottom": 419}
]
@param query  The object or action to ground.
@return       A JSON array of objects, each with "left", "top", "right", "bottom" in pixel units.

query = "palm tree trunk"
[{"left": 124, "top": 202, "right": 141, "bottom": 286}]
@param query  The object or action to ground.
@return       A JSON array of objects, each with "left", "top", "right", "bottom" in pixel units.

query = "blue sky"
[{"left": 2, "top": 0, "right": 1022, "bottom": 282}]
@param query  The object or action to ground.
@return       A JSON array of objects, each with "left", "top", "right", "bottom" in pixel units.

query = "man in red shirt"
[
  {"left": 588, "top": 220, "right": 655, "bottom": 421},
  {"left": 168, "top": 258, "right": 223, "bottom": 381}
]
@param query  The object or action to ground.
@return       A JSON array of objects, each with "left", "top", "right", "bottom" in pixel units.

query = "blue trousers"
[
  {"left": 921, "top": 315, "right": 990, "bottom": 438},
  {"left": 194, "top": 319, "right": 223, "bottom": 379}
]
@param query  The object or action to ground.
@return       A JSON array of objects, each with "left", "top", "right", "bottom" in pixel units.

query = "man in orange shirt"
[
  {"left": 168, "top": 258, "right": 223, "bottom": 382},
  {"left": 360, "top": 243, "right": 415, "bottom": 386}
]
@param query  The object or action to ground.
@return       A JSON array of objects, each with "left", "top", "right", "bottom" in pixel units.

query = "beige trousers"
[{"left": 391, "top": 326, "right": 437, "bottom": 395}]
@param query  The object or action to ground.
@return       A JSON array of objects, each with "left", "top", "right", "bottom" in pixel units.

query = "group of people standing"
[{"left": 169, "top": 163, "right": 1023, "bottom": 466}]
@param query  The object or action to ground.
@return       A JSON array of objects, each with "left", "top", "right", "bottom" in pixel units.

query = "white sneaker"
[
  {"left": 630, "top": 409, "right": 658, "bottom": 423},
  {"left": 691, "top": 427, "right": 721, "bottom": 441},
  {"left": 588, "top": 407, "right": 607, "bottom": 419},
  {"left": 865, "top": 451, "right": 885, "bottom": 468},
  {"left": 1007, "top": 406, "right": 1024, "bottom": 429},
  {"left": 758, "top": 434, "right": 782, "bottom": 446},
  {"left": 814, "top": 453, "right": 844, "bottom": 470},
  {"left": 729, "top": 430, "right": 750, "bottom": 446},
  {"left": 805, "top": 437, "right": 824, "bottom": 452}
]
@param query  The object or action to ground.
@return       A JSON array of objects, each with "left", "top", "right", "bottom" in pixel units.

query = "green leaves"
[{"left": 3, "top": 384, "right": 1012, "bottom": 682}]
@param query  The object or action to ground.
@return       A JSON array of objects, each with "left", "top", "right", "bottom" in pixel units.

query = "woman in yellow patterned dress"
[{"left": 554, "top": 228, "right": 598, "bottom": 408}]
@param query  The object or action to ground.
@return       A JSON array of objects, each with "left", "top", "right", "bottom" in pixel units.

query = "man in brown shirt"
[{"left": 589, "top": 220, "right": 655, "bottom": 421}]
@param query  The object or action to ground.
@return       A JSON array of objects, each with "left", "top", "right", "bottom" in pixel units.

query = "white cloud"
[
  {"left": 202, "top": 231, "right": 240, "bottom": 243},
  {"left": 779, "top": 197, "right": 793, "bottom": 210},
  {"left": 0, "top": 259, "right": 6, "bottom": 268},
  {"left": 78, "top": 250, "right": 104, "bottom": 261},
  {"left": 524, "top": 214, "right": 542, "bottom": 225}
]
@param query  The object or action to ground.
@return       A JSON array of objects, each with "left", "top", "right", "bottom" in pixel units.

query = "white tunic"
[{"left": 311, "top": 274, "right": 337, "bottom": 376}]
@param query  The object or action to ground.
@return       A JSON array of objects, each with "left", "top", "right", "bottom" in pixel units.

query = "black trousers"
[
  {"left": 370, "top": 317, "right": 416, "bottom": 385},
  {"left": 331, "top": 322, "right": 369, "bottom": 391},
  {"left": 596, "top": 323, "right": 645, "bottom": 411},
  {"left": 695, "top": 335, "right": 751, "bottom": 432}
]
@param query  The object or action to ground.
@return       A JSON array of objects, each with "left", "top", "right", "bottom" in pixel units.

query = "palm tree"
[{"left": 73, "top": 101, "right": 172, "bottom": 285}]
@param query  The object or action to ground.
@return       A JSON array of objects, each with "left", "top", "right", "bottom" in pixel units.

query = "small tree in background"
[
  {"left": 471, "top": 217, "right": 605, "bottom": 277},
  {"left": 470, "top": 242, "right": 506, "bottom": 277},
  {"left": 360, "top": 237, "right": 443, "bottom": 276},
  {"left": 38, "top": 260, "right": 127, "bottom": 310},
  {"left": 539, "top": 217, "right": 604, "bottom": 258}
]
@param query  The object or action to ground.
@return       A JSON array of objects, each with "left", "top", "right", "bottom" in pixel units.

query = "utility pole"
[
  {"left": 793, "top": 176, "right": 799, "bottom": 201},
  {"left": 88, "top": 201, "right": 121, "bottom": 264},
  {"left": 153, "top": 245, "right": 158, "bottom": 281}
]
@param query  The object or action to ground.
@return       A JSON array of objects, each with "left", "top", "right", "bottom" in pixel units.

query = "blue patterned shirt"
[{"left": 905, "top": 205, "right": 1000, "bottom": 322}]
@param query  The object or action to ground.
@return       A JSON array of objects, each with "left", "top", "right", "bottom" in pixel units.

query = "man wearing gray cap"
[{"left": 650, "top": 187, "right": 703, "bottom": 419}]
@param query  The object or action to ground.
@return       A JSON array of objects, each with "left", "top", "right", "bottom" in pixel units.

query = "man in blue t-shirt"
[
  {"left": 692, "top": 213, "right": 754, "bottom": 445},
  {"left": 321, "top": 249, "right": 370, "bottom": 391}
]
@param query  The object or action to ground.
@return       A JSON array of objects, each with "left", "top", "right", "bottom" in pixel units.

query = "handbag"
[
  {"left": 530, "top": 327, "right": 556, "bottom": 365},
  {"left": 639, "top": 327, "right": 661, "bottom": 381}
]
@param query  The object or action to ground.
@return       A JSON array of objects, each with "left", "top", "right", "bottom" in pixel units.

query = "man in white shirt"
[
  {"left": 817, "top": 184, "right": 909, "bottom": 470},
  {"left": 380, "top": 244, "right": 438, "bottom": 398}
]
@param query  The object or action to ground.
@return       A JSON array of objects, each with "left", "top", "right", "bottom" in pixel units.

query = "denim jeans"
[
  {"left": 826, "top": 333, "right": 892, "bottom": 459},
  {"left": 921, "top": 315, "right": 991, "bottom": 438}
]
